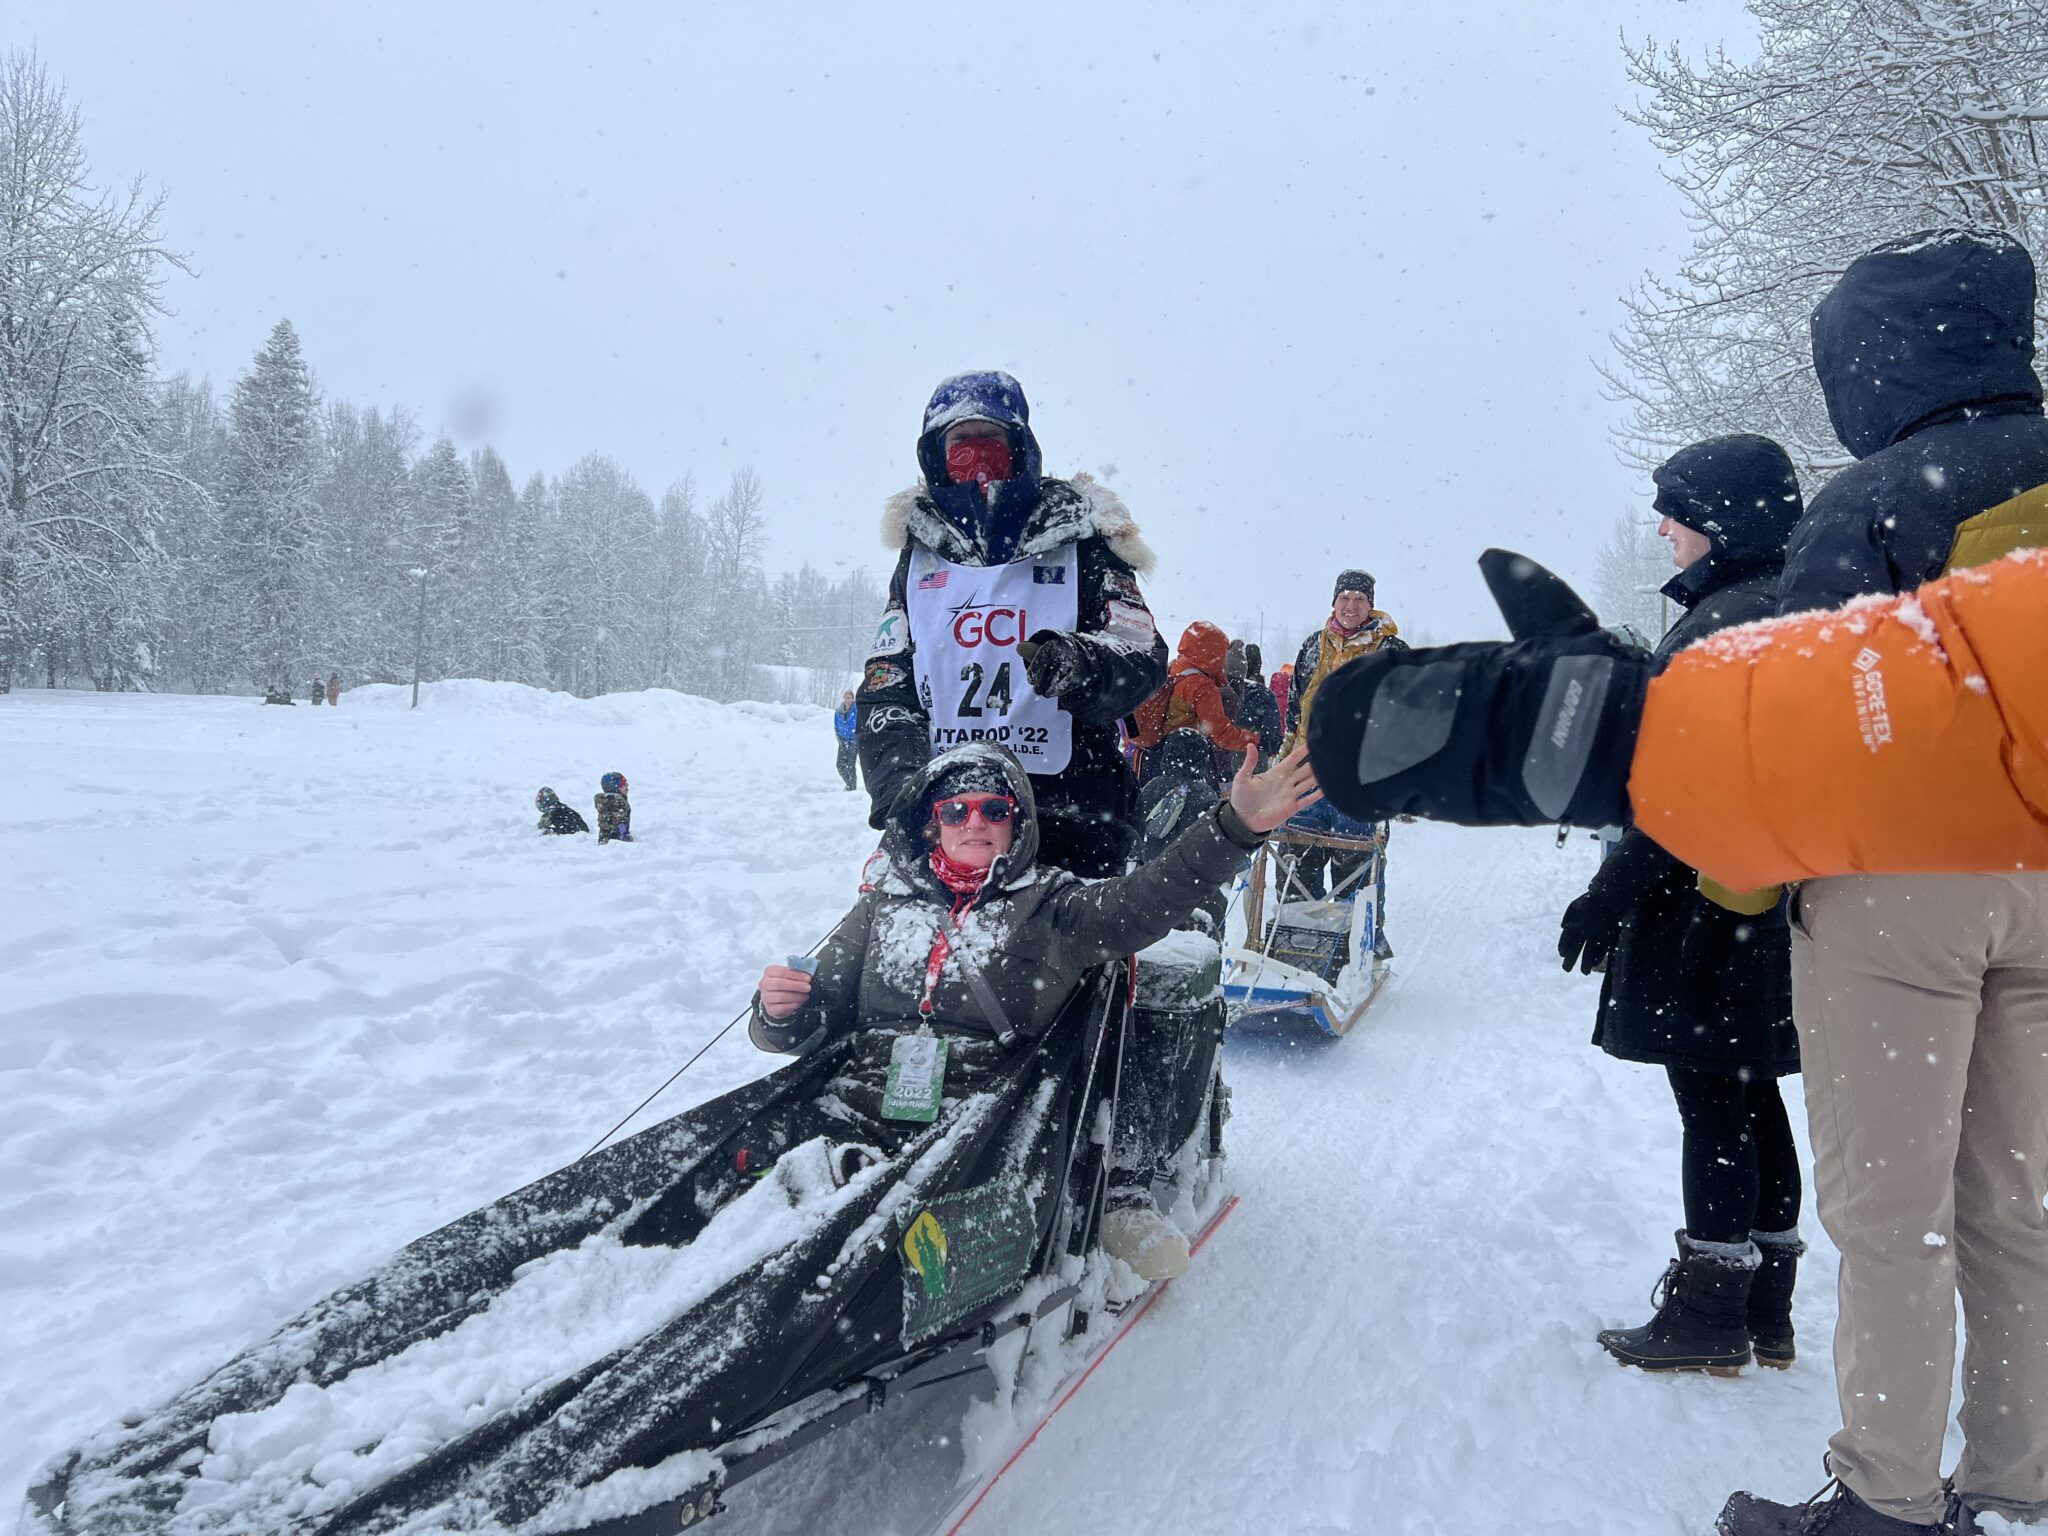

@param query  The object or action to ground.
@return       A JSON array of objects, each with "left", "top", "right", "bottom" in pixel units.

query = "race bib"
[{"left": 905, "top": 545, "right": 1079, "bottom": 773}]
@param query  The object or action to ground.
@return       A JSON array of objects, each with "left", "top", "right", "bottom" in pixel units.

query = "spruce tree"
[{"left": 218, "top": 319, "right": 320, "bottom": 691}]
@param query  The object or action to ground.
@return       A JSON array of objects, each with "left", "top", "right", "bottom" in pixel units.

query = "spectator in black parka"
[{"left": 1558, "top": 433, "right": 1807, "bottom": 1379}]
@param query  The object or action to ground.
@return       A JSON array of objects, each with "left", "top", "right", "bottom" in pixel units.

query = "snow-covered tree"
[
  {"left": 216, "top": 319, "right": 320, "bottom": 690},
  {"left": 463, "top": 446, "right": 541, "bottom": 683},
  {"left": 314, "top": 403, "right": 407, "bottom": 681},
  {"left": 0, "top": 50, "right": 184, "bottom": 690},
  {"left": 548, "top": 453, "right": 655, "bottom": 696},
  {"left": 703, "top": 467, "right": 770, "bottom": 701},
  {"left": 647, "top": 476, "right": 707, "bottom": 692},
  {"left": 1591, "top": 511, "right": 1672, "bottom": 644},
  {"left": 1611, "top": 0, "right": 2048, "bottom": 478}
]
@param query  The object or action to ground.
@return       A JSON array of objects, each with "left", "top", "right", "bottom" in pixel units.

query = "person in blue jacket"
[{"left": 832, "top": 689, "right": 859, "bottom": 791}]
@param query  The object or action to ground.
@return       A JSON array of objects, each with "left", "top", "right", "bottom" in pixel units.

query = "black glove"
[
  {"left": 1558, "top": 891, "right": 1624, "bottom": 974},
  {"left": 1305, "top": 550, "right": 1651, "bottom": 829},
  {"left": 1023, "top": 630, "right": 1088, "bottom": 700},
  {"left": 1557, "top": 829, "right": 1686, "bottom": 973}
]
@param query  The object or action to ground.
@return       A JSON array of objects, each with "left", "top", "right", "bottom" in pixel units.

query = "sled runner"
[
  {"left": 22, "top": 950, "right": 1229, "bottom": 1536},
  {"left": 1221, "top": 820, "right": 1390, "bottom": 1037}
]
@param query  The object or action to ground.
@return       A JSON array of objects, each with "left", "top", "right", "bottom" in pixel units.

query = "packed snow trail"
[{"left": 0, "top": 685, "right": 1952, "bottom": 1535}]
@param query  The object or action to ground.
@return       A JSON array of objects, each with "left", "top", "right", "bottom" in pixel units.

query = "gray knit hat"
[{"left": 1333, "top": 569, "right": 1375, "bottom": 603}]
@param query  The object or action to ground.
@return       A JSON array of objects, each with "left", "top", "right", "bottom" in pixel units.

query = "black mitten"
[
  {"left": 1023, "top": 631, "right": 1088, "bottom": 699},
  {"left": 1306, "top": 550, "right": 1651, "bottom": 830}
]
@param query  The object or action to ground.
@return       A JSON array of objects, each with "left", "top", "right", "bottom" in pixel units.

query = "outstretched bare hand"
[{"left": 1229, "top": 744, "right": 1324, "bottom": 834}]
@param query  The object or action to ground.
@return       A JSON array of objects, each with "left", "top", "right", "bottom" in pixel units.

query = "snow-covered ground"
[{"left": 0, "top": 685, "right": 1899, "bottom": 1534}]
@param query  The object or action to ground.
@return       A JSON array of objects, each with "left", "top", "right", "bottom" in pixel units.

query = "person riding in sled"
[
  {"left": 855, "top": 370, "right": 1167, "bottom": 880},
  {"left": 594, "top": 771, "right": 632, "bottom": 844},
  {"left": 755, "top": 741, "right": 1320, "bottom": 1280},
  {"left": 535, "top": 787, "right": 590, "bottom": 836}
]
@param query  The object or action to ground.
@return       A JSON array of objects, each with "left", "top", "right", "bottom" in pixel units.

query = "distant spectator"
[
  {"left": 262, "top": 686, "right": 294, "bottom": 706},
  {"left": 595, "top": 771, "right": 633, "bottom": 844},
  {"left": 535, "top": 787, "right": 589, "bottom": 835},
  {"left": 1230, "top": 640, "right": 1283, "bottom": 765},
  {"left": 1269, "top": 662, "right": 1293, "bottom": 725},
  {"left": 833, "top": 690, "right": 859, "bottom": 791},
  {"left": 1130, "top": 621, "right": 1262, "bottom": 778},
  {"left": 308, "top": 676, "right": 324, "bottom": 706},
  {"left": 326, "top": 673, "right": 341, "bottom": 706}
]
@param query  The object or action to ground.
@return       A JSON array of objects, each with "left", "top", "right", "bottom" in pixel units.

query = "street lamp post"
[{"left": 410, "top": 566, "right": 428, "bottom": 710}]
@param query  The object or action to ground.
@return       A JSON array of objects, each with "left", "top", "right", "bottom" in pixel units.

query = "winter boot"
[
  {"left": 1597, "top": 1231, "right": 1757, "bottom": 1376},
  {"left": 1100, "top": 1205, "right": 1190, "bottom": 1283},
  {"left": 1748, "top": 1227, "right": 1806, "bottom": 1369},
  {"left": 1717, "top": 1476, "right": 1945, "bottom": 1534},
  {"left": 1948, "top": 1482, "right": 2048, "bottom": 1533}
]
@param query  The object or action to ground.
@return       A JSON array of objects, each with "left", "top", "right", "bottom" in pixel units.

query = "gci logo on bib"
[{"left": 906, "top": 545, "right": 1078, "bottom": 772}]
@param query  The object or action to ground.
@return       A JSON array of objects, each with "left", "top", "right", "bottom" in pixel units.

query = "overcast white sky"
[{"left": 9, "top": 1, "right": 1758, "bottom": 653}]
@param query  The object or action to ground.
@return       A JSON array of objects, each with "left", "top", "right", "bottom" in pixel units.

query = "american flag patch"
[{"left": 917, "top": 569, "right": 949, "bottom": 590}]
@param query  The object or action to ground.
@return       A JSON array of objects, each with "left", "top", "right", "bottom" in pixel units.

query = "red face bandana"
[
  {"left": 928, "top": 845, "right": 994, "bottom": 895},
  {"left": 945, "top": 435, "right": 1013, "bottom": 487}
]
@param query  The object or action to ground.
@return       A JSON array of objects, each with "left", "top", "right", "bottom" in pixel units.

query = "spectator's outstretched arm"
[
  {"left": 1304, "top": 547, "right": 2048, "bottom": 890},
  {"left": 1632, "top": 547, "right": 2048, "bottom": 889}
]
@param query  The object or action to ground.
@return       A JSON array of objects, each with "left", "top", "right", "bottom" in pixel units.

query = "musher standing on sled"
[
  {"left": 1280, "top": 568, "right": 1406, "bottom": 959},
  {"left": 857, "top": 371, "right": 1167, "bottom": 879},
  {"left": 856, "top": 370, "right": 1186, "bottom": 1272}
]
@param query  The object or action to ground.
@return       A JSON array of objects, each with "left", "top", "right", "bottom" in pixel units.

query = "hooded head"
[
  {"left": 535, "top": 787, "right": 560, "bottom": 811},
  {"left": 1652, "top": 434, "right": 1804, "bottom": 570},
  {"left": 914, "top": 371, "right": 1047, "bottom": 564},
  {"left": 1169, "top": 621, "right": 1231, "bottom": 682},
  {"left": 882, "top": 743, "right": 1042, "bottom": 889},
  {"left": 1811, "top": 229, "right": 2042, "bottom": 459},
  {"left": 1244, "top": 642, "right": 1264, "bottom": 676}
]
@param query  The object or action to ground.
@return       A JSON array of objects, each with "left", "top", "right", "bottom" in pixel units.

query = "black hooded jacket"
[
  {"left": 1651, "top": 434, "right": 1804, "bottom": 659},
  {"left": 1781, "top": 229, "right": 2048, "bottom": 615},
  {"left": 857, "top": 375, "right": 1168, "bottom": 878},
  {"left": 1583, "top": 435, "right": 1804, "bottom": 1078}
]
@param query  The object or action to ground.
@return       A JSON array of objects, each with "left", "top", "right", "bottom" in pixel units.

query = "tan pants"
[{"left": 1792, "top": 873, "right": 2048, "bottom": 1525}]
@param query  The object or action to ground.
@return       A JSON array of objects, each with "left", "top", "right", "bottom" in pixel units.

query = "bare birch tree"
[
  {"left": 0, "top": 49, "right": 185, "bottom": 689},
  {"left": 1611, "top": 0, "right": 2048, "bottom": 481}
]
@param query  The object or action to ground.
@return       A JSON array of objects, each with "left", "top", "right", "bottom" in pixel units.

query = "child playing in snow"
[
  {"left": 535, "top": 787, "right": 589, "bottom": 836},
  {"left": 594, "top": 772, "right": 632, "bottom": 844}
]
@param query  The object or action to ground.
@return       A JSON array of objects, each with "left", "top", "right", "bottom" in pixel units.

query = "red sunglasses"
[{"left": 933, "top": 794, "right": 1016, "bottom": 827}]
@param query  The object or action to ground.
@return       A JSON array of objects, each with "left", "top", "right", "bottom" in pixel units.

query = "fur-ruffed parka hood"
[{"left": 881, "top": 472, "right": 1156, "bottom": 574}]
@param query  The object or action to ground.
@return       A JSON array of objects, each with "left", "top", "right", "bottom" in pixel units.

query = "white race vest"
[{"left": 906, "top": 543, "right": 1079, "bottom": 774}]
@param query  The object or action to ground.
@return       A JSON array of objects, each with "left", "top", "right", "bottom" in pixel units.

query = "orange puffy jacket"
[{"left": 1629, "top": 548, "right": 2048, "bottom": 891}]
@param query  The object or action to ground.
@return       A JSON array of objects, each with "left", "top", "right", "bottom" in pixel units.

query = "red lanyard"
[{"left": 918, "top": 894, "right": 979, "bottom": 1019}]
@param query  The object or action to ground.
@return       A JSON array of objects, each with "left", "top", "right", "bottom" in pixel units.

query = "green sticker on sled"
[{"left": 899, "top": 1179, "right": 1038, "bottom": 1345}]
